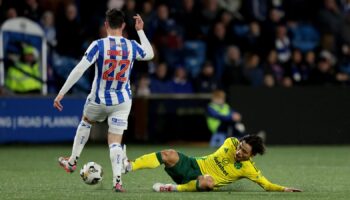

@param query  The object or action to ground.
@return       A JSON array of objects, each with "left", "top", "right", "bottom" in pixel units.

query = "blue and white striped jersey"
[{"left": 58, "top": 30, "right": 154, "bottom": 106}]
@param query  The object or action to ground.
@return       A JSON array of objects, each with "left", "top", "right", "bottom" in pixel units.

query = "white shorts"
[{"left": 83, "top": 99, "right": 132, "bottom": 134}]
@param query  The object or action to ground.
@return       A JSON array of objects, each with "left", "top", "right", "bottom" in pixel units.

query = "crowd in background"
[{"left": 2, "top": 0, "right": 350, "bottom": 95}]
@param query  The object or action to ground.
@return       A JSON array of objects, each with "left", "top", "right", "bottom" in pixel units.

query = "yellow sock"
[
  {"left": 176, "top": 180, "right": 198, "bottom": 192},
  {"left": 131, "top": 152, "right": 162, "bottom": 171}
]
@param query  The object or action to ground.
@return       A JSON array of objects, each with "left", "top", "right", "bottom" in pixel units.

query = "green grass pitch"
[{"left": 0, "top": 145, "right": 349, "bottom": 200}]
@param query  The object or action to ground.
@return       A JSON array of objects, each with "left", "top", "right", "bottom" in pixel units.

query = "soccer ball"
[{"left": 80, "top": 162, "right": 103, "bottom": 185}]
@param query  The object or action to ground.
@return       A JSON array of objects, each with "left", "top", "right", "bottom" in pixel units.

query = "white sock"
[
  {"left": 68, "top": 120, "right": 91, "bottom": 165},
  {"left": 109, "top": 143, "right": 123, "bottom": 185}
]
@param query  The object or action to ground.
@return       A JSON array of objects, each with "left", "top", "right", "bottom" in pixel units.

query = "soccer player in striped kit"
[{"left": 53, "top": 9, "right": 154, "bottom": 192}]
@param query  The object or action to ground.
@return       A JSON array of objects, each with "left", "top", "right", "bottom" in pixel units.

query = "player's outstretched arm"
[
  {"left": 283, "top": 187, "right": 302, "bottom": 192},
  {"left": 133, "top": 14, "right": 154, "bottom": 60}
]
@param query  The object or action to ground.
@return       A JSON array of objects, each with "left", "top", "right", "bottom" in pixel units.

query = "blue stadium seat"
[{"left": 183, "top": 40, "right": 206, "bottom": 78}]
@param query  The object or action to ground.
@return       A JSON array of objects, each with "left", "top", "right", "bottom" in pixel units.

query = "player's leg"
[
  {"left": 128, "top": 149, "right": 179, "bottom": 171},
  {"left": 153, "top": 175, "right": 214, "bottom": 192},
  {"left": 108, "top": 132, "right": 125, "bottom": 192},
  {"left": 107, "top": 100, "right": 131, "bottom": 192},
  {"left": 153, "top": 152, "right": 203, "bottom": 192},
  {"left": 59, "top": 100, "right": 103, "bottom": 173}
]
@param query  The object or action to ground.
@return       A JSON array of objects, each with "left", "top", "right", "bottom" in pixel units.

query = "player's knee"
[
  {"left": 160, "top": 149, "right": 179, "bottom": 166},
  {"left": 198, "top": 175, "right": 215, "bottom": 191}
]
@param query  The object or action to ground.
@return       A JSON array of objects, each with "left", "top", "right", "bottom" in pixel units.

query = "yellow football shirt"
[{"left": 195, "top": 137, "right": 285, "bottom": 191}]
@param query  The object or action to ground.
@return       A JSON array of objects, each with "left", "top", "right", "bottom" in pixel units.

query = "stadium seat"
[{"left": 183, "top": 40, "right": 206, "bottom": 78}]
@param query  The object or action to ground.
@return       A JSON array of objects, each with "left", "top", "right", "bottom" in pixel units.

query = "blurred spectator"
[
  {"left": 175, "top": 0, "right": 203, "bottom": 40},
  {"left": 150, "top": 4, "right": 178, "bottom": 44},
  {"left": 23, "top": 0, "right": 43, "bottom": 22},
  {"left": 56, "top": 3, "right": 84, "bottom": 59},
  {"left": 337, "top": 44, "right": 350, "bottom": 84},
  {"left": 305, "top": 50, "right": 316, "bottom": 69},
  {"left": 221, "top": 45, "right": 246, "bottom": 88},
  {"left": 140, "top": 1, "right": 156, "bottom": 37},
  {"left": 240, "top": 21, "right": 265, "bottom": 56},
  {"left": 287, "top": 49, "right": 309, "bottom": 85},
  {"left": 342, "top": 0, "right": 350, "bottom": 13},
  {"left": 151, "top": 4, "right": 182, "bottom": 67},
  {"left": 169, "top": 66, "right": 193, "bottom": 93},
  {"left": 341, "top": 11, "right": 350, "bottom": 46},
  {"left": 199, "top": 0, "right": 220, "bottom": 35},
  {"left": 123, "top": 0, "right": 137, "bottom": 39},
  {"left": 136, "top": 74, "right": 151, "bottom": 96},
  {"left": 320, "top": 33, "right": 337, "bottom": 54},
  {"left": 275, "top": 24, "right": 292, "bottom": 64},
  {"left": 206, "top": 89, "right": 245, "bottom": 147},
  {"left": 218, "top": 0, "right": 242, "bottom": 19},
  {"left": 40, "top": 11, "right": 57, "bottom": 48},
  {"left": 206, "top": 21, "right": 228, "bottom": 79},
  {"left": 107, "top": 0, "right": 125, "bottom": 10},
  {"left": 150, "top": 63, "right": 171, "bottom": 94},
  {"left": 241, "top": 0, "right": 269, "bottom": 22},
  {"left": 308, "top": 56, "right": 337, "bottom": 85},
  {"left": 261, "top": 8, "right": 285, "bottom": 53},
  {"left": 317, "top": 0, "right": 343, "bottom": 35},
  {"left": 242, "top": 53, "right": 264, "bottom": 86},
  {"left": 40, "top": 11, "right": 56, "bottom": 93},
  {"left": 263, "top": 74, "right": 275, "bottom": 87},
  {"left": 5, "top": 7, "right": 18, "bottom": 20},
  {"left": 194, "top": 61, "right": 219, "bottom": 93},
  {"left": 263, "top": 50, "right": 285, "bottom": 86},
  {"left": 219, "top": 10, "right": 234, "bottom": 34},
  {"left": 5, "top": 45, "right": 42, "bottom": 94}
]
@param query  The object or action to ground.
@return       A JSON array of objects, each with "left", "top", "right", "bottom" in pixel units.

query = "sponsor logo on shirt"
[{"left": 214, "top": 156, "right": 229, "bottom": 176}]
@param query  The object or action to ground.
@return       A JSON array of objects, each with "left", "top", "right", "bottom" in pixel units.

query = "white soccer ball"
[{"left": 80, "top": 162, "right": 103, "bottom": 185}]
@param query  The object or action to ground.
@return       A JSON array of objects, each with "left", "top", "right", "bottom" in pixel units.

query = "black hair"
[
  {"left": 240, "top": 135, "right": 265, "bottom": 156},
  {"left": 105, "top": 9, "right": 125, "bottom": 29}
]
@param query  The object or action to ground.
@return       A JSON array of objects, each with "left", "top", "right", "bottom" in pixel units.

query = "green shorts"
[{"left": 164, "top": 152, "right": 202, "bottom": 184}]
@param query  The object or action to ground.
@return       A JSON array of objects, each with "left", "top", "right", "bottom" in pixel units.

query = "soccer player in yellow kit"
[{"left": 123, "top": 135, "right": 301, "bottom": 192}]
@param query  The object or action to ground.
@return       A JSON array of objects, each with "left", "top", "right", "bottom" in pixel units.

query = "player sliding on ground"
[{"left": 123, "top": 135, "right": 302, "bottom": 192}]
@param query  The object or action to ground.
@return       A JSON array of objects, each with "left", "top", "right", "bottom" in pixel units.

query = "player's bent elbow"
[{"left": 145, "top": 52, "right": 154, "bottom": 60}]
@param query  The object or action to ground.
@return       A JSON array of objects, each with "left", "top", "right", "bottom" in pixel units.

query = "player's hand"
[
  {"left": 133, "top": 14, "right": 144, "bottom": 31},
  {"left": 284, "top": 187, "right": 302, "bottom": 192},
  {"left": 232, "top": 113, "right": 241, "bottom": 122},
  {"left": 54, "top": 94, "right": 64, "bottom": 111}
]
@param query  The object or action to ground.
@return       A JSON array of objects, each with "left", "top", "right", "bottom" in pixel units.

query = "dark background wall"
[
  {"left": 128, "top": 87, "right": 350, "bottom": 145},
  {"left": 227, "top": 87, "right": 350, "bottom": 144},
  {"left": 1, "top": 87, "right": 350, "bottom": 144}
]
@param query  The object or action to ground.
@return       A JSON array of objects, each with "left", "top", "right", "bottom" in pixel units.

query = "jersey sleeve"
[
  {"left": 132, "top": 30, "right": 154, "bottom": 61},
  {"left": 83, "top": 41, "right": 99, "bottom": 64},
  {"left": 244, "top": 163, "right": 285, "bottom": 192}
]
